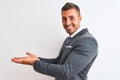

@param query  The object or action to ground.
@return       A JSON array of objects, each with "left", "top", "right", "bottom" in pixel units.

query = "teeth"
[{"left": 67, "top": 26, "right": 73, "bottom": 29}]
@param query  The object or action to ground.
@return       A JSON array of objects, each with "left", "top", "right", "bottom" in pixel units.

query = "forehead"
[{"left": 61, "top": 9, "right": 79, "bottom": 17}]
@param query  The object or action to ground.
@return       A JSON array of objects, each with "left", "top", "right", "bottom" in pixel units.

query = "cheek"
[
  {"left": 62, "top": 22, "right": 65, "bottom": 28},
  {"left": 73, "top": 21, "right": 78, "bottom": 26},
  {"left": 62, "top": 23, "right": 66, "bottom": 29},
  {"left": 62, "top": 20, "right": 65, "bottom": 25},
  {"left": 75, "top": 20, "right": 80, "bottom": 25}
]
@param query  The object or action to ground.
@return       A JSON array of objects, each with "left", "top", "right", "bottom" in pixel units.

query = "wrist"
[{"left": 32, "top": 58, "right": 40, "bottom": 65}]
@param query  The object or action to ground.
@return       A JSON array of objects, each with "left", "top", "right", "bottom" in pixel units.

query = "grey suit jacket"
[{"left": 33, "top": 28, "right": 98, "bottom": 80}]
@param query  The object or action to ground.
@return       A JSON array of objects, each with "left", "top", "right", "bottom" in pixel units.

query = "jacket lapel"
[
  {"left": 58, "top": 28, "right": 88, "bottom": 64},
  {"left": 66, "top": 28, "right": 88, "bottom": 46}
]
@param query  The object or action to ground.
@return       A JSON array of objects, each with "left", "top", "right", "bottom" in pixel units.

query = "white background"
[{"left": 0, "top": 0, "right": 120, "bottom": 80}]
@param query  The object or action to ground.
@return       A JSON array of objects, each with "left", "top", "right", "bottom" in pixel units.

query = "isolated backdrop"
[{"left": 0, "top": 0, "right": 120, "bottom": 80}]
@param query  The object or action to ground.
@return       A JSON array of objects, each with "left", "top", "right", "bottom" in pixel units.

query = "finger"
[
  {"left": 26, "top": 52, "right": 36, "bottom": 57},
  {"left": 11, "top": 57, "right": 19, "bottom": 62},
  {"left": 11, "top": 57, "right": 23, "bottom": 63},
  {"left": 26, "top": 52, "right": 33, "bottom": 56},
  {"left": 11, "top": 58, "right": 15, "bottom": 62}
]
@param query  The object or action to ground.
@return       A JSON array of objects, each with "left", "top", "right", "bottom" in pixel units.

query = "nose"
[{"left": 66, "top": 18, "right": 71, "bottom": 26}]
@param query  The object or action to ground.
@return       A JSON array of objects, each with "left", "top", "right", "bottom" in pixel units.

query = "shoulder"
[{"left": 73, "top": 32, "right": 98, "bottom": 48}]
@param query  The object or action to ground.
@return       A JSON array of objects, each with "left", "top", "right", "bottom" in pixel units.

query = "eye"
[
  {"left": 70, "top": 16, "right": 75, "bottom": 21},
  {"left": 62, "top": 17, "right": 67, "bottom": 21}
]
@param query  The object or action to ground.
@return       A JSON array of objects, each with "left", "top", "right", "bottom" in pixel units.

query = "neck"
[{"left": 70, "top": 27, "right": 83, "bottom": 37}]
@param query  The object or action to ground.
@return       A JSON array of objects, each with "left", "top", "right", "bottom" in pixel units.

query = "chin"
[{"left": 67, "top": 32, "right": 72, "bottom": 35}]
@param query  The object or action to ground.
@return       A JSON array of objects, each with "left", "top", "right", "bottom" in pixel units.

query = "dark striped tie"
[{"left": 64, "top": 37, "right": 71, "bottom": 44}]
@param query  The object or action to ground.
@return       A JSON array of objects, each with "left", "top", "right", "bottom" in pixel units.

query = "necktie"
[{"left": 64, "top": 37, "right": 71, "bottom": 44}]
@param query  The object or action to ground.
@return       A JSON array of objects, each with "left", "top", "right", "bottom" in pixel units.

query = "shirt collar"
[{"left": 70, "top": 27, "right": 83, "bottom": 38}]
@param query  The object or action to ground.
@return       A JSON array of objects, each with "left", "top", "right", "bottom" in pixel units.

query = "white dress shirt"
[{"left": 70, "top": 27, "right": 83, "bottom": 38}]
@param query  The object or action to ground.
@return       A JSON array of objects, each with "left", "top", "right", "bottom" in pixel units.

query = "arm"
[
  {"left": 11, "top": 52, "right": 40, "bottom": 65},
  {"left": 39, "top": 57, "right": 59, "bottom": 64},
  {"left": 33, "top": 37, "right": 98, "bottom": 79},
  {"left": 11, "top": 52, "right": 59, "bottom": 65}
]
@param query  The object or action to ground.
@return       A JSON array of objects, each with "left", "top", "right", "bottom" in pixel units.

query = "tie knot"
[
  {"left": 66, "top": 37, "right": 71, "bottom": 41},
  {"left": 64, "top": 37, "right": 71, "bottom": 44}
]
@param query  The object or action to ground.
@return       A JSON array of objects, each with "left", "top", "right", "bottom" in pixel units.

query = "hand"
[{"left": 11, "top": 52, "right": 40, "bottom": 65}]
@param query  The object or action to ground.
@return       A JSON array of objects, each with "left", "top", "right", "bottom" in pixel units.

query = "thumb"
[{"left": 26, "top": 52, "right": 33, "bottom": 56}]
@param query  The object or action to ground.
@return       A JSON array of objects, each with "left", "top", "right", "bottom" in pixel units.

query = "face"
[{"left": 61, "top": 8, "right": 82, "bottom": 35}]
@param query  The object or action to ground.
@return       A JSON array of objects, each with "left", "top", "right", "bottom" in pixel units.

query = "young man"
[{"left": 12, "top": 2, "right": 98, "bottom": 80}]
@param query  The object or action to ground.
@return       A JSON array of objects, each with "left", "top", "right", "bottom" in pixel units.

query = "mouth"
[{"left": 65, "top": 25, "right": 73, "bottom": 31}]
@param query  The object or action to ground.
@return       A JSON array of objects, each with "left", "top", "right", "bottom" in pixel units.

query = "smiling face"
[{"left": 61, "top": 8, "right": 82, "bottom": 35}]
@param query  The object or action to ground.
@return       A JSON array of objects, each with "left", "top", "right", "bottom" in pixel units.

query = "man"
[{"left": 11, "top": 2, "right": 98, "bottom": 80}]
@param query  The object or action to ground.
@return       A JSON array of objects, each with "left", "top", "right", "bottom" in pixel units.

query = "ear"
[{"left": 79, "top": 15, "right": 82, "bottom": 21}]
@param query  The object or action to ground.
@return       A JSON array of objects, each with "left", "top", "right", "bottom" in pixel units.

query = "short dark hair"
[{"left": 61, "top": 2, "right": 81, "bottom": 16}]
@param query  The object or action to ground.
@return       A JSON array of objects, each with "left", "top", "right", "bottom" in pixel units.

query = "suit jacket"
[{"left": 33, "top": 28, "right": 98, "bottom": 80}]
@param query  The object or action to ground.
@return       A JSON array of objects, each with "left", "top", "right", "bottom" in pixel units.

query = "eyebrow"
[{"left": 62, "top": 15, "right": 75, "bottom": 18}]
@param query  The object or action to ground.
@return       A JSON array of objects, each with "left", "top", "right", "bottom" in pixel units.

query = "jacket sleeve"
[
  {"left": 38, "top": 57, "right": 58, "bottom": 64},
  {"left": 33, "top": 37, "right": 98, "bottom": 79}
]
